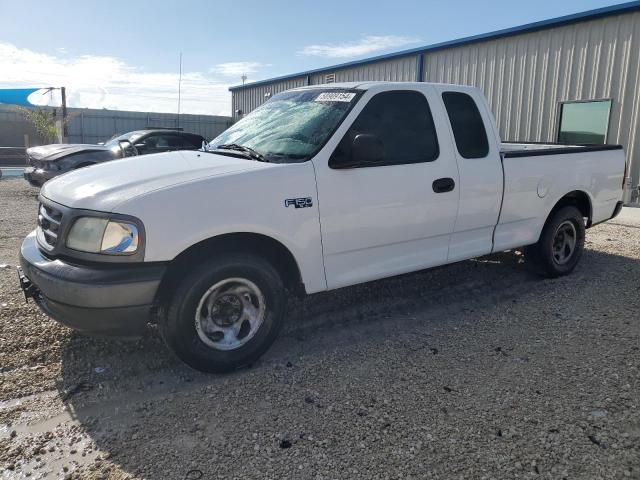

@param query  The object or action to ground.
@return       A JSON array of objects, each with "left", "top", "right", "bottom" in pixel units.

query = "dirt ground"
[{"left": 0, "top": 177, "right": 638, "bottom": 479}]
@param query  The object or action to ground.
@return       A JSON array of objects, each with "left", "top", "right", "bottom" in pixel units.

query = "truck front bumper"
[{"left": 19, "top": 231, "right": 166, "bottom": 337}]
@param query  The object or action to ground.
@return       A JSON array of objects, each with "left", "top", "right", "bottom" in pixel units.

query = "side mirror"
[
  {"left": 352, "top": 134, "right": 384, "bottom": 165},
  {"left": 118, "top": 139, "right": 133, "bottom": 154},
  {"left": 329, "top": 133, "right": 385, "bottom": 169},
  {"left": 134, "top": 143, "right": 146, "bottom": 149}
]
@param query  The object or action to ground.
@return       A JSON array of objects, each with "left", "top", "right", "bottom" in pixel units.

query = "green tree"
[{"left": 15, "top": 107, "right": 60, "bottom": 143}]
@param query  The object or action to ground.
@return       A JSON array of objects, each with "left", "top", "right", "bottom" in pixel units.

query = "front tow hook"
[{"left": 17, "top": 267, "right": 39, "bottom": 303}]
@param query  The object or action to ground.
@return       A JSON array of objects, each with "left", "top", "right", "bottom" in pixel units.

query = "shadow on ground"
[
  {"left": 54, "top": 247, "right": 640, "bottom": 478},
  {"left": 56, "top": 249, "right": 534, "bottom": 398}
]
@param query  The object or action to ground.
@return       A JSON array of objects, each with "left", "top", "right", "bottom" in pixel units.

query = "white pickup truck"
[{"left": 19, "top": 82, "right": 626, "bottom": 372}]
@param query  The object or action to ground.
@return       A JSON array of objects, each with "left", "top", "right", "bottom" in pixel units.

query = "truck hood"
[
  {"left": 40, "top": 150, "right": 272, "bottom": 211},
  {"left": 27, "top": 143, "right": 115, "bottom": 162}
]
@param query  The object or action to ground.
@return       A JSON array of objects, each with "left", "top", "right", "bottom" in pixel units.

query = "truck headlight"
[{"left": 66, "top": 217, "right": 140, "bottom": 254}]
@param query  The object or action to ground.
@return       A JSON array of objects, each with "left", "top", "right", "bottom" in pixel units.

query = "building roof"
[
  {"left": 230, "top": 1, "right": 640, "bottom": 92},
  {"left": 285, "top": 81, "right": 481, "bottom": 91}
]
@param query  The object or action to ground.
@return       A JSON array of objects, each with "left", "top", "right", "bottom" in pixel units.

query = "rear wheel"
[
  {"left": 160, "top": 254, "right": 286, "bottom": 373},
  {"left": 529, "top": 205, "right": 585, "bottom": 277}
]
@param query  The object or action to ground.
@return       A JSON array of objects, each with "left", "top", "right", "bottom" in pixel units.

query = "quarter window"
[
  {"left": 442, "top": 92, "right": 489, "bottom": 159},
  {"left": 331, "top": 90, "right": 439, "bottom": 167},
  {"left": 558, "top": 100, "right": 611, "bottom": 145}
]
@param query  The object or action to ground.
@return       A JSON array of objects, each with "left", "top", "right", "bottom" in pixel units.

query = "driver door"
[{"left": 313, "top": 85, "right": 460, "bottom": 290}]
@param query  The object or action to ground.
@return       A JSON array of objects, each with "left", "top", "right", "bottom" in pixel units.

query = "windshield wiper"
[{"left": 216, "top": 144, "right": 268, "bottom": 162}]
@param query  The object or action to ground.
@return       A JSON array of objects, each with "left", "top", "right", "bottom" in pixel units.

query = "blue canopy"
[{"left": 0, "top": 88, "right": 42, "bottom": 106}]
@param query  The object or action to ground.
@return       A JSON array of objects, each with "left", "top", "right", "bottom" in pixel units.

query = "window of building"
[
  {"left": 557, "top": 100, "right": 612, "bottom": 144},
  {"left": 442, "top": 92, "right": 489, "bottom": 159},
  {"left": 330, "top": 90, "right": 439, "bottom": 167}
]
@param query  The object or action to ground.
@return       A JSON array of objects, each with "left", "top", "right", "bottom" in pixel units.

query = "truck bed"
[
  {"left": 500, "top": 141, "right": 623, "bottom": 157},
  {"left": 493, "top": 141, "right": 626, "bottom": 254}
]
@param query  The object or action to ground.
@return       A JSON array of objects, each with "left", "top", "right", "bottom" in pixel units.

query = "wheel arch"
[
  {"left": 155, "top": 232, "right": 305, "bottom": 308},
  {"left": 547, "top": 190, "right": 593, "bottom": 227}
]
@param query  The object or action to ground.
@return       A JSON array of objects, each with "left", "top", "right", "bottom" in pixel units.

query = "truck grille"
[{"left": 37, "top": 203, "right": 63, "bottom": 247}]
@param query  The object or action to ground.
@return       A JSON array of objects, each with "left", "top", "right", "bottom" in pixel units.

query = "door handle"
[{"left": 432, "top": 177, "right": 455, "bottom": 193}]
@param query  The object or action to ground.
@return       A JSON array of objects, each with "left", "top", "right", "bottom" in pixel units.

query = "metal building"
[
  {"left": 230, "top": 1, "right": 640, "bottom": 204},
  {"left": 63, "top": 107, "right": 232, "bottom": 145}
]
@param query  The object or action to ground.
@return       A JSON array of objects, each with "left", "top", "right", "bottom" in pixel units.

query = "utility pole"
[
  {"left": 177, "top": 52, "right": 182, "bottom": 128},
  {"left": 61, "top": 86, "right": 67, "bottom": 141}
]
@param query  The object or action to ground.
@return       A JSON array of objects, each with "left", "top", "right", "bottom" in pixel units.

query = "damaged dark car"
[{"left": 23, "top": 129, "right": 206, "bottom": 187}]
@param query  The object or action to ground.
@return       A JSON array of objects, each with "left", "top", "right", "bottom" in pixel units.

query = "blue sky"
[{"left": 0, "top": 0, "right": 629, "bottom": 115}]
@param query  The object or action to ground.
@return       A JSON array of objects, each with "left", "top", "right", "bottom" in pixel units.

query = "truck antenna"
[{"left": 177, "top": 52, "right": 183, "bottom": 128}]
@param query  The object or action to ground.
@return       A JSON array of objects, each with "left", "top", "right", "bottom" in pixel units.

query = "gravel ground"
[{"left": 0, "top": 177, "right": 638, "bottom": 479}]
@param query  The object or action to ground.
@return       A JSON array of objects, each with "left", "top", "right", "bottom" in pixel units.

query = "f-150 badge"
[{"left": 285, "top": 197, "right": 313, "bottom": 208}]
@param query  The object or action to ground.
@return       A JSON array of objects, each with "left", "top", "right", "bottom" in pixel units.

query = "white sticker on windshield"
[{"left": 315, "top": 92, "right": 356, "bottom": 102}]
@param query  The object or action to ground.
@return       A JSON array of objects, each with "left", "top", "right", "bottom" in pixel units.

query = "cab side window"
[
  {"left": 138, "top": 134, "right": 171, "bottom": 154},
  {"left": 331, "top": 90, "right": 439, "bottom": 167},
  {"left": 442, "top": 92, "right": 489, "bottom": 159},
  {"left": 167, "top": 136, "right": 186, "bottom": 150},
  {"left": 179, "top": 135, "right": 202, "bottom": 149}
]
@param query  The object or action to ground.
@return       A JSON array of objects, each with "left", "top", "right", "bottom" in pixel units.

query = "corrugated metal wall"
[
  {"left": 232, "top": 56, "right": 418, "bottom": 121},
  {"left": 0, "top": 105, "right": 232, "bottom": 146},
  {"left": 231, "top": 9, "right": 640, "bottom": 202},
  {"left": 309, "top": 55, "right": 417, "bottom": 84},
  {"left": 65, "top": 108, "right": 232, "bottom": 144},
  {"left": 424, "top": 11, "right": 640, "bottom": 202},
  {"left": 0, "top": 105, "right": 39, "bottom": 148},
  {"left": 233, "top": 77, "right": 308, "bottom": 121}
]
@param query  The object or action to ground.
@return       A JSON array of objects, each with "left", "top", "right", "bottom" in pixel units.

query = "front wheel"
[
  {"left": 160, "top": 254, "right": 286, "bottom": 373},
  {"left": 529, "top": 205, "right": 585, "bottom": 277}
]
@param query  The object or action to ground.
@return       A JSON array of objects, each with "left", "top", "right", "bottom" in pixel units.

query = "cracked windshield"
[{"left": 208, "top": 89, "right": 359, "bottom": 161}]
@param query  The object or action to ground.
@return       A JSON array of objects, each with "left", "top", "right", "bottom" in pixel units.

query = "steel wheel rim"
[
  {"left": 195, "top": 278, "right": 265, "bottom": 351},
  {"left": 552, "top": 220, "right": 577, "bottom": 265}
]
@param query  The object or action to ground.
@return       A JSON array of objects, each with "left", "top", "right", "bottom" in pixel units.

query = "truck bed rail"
[{"left": 501, "top": 142, "right": 623, "bottom": 158}]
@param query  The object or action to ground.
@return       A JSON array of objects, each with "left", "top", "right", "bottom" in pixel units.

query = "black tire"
[
  {"left": 529, "top": 205, "right": 585, "bottom": 277},
  {"left": 160, "top": 254, "right": 286, "bottom": 373}
]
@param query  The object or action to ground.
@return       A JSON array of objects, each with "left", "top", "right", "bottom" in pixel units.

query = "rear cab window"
[{"left": 442, "top": 92, "right": 489, "bottom": 159}]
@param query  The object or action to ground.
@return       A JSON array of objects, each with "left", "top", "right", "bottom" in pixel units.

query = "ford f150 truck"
[{"left": 18, "top": 82, "right": 626, "bottom": 373}]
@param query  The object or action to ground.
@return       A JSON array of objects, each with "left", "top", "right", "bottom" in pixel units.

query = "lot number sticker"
[{"left": 315, "top": 92, "right": 356, "bottom": 102}]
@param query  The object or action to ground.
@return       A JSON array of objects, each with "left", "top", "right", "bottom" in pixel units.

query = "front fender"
[{"left": 114, "top": 162, "right": 328, "bottom": 294}]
